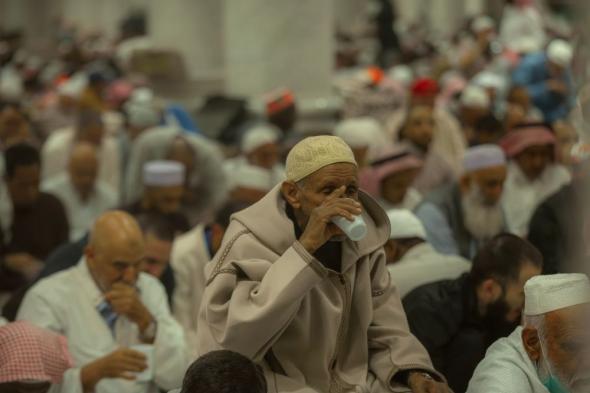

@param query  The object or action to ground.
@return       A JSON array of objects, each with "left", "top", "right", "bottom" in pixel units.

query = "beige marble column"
[{"left": 223, "top": 0, "right": 334, "bottom": 101}]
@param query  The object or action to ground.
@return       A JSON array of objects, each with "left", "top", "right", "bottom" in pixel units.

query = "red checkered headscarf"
[
  {"left": 0, "top": 321, "right": 73, "bottom": 384},
  {"left": 499, "top": 126, "right": 556, "bottom": 158}
]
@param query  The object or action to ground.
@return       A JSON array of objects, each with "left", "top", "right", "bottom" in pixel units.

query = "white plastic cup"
[
  {"left": 331, "top": 215, "right": 367, "bottom": 241},
  {"left": 131, "top": 344, "right": 154, "bottom": 382}
]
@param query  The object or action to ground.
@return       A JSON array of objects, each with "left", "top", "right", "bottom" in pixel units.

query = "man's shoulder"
[
  {"left": 468, "top": 328, "right": 538, "bottom": 392},
  {"left": 37, "top": 191, "right": 67, "bottom": 212},
  {"left": 28, "top": 266, "right": 77, "bottom": 299},
  {"left": 403, "top": 275, "right": 466, "bottom": 311}
]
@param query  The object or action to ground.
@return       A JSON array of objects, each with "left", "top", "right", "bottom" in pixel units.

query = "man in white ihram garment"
[
  {"left": 467, "top": 273, "right": 590, "bottom": 393},
  {"left": 17, "top": 210, "right": 189, "bottom": 393}
]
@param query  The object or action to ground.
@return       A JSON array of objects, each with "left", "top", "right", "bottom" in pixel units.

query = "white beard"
[{"left": 461, "top": 186, "right": 505, "bottom": 242}]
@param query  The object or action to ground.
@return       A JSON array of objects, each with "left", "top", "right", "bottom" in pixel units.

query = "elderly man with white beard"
[
  {"left": 415, "top": 144, "right": 507, "bottom": 259},
  {"left": 467, "top": 273, "right": 590, "bottom": 393}
]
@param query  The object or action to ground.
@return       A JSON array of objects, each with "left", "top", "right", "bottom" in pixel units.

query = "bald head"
[
  {"left": 86, "top": 211, "right": 146, "bottom": 291},
  {"left": 68, "top": 142, "right": 99, "bottom": 200}
]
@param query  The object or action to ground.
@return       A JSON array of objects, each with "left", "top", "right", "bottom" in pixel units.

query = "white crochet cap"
[
  {"left": 547, "top": 39, "right": 574, "bottom": 68},
  {"left": 124, "top": 88, "right": 159, "bottom": 128},
  {"left": 285, "top": 135, "right": 357, "bottom": 182},
  {"left": 471, "top": 15, "right": 495, "bottom": 34},
  {"left": 387, "top": 209, "right": 427, "bottom": 240},
  {"left": 463, "top": 144, "right": 506, "bottom": 173},
  {"left": 333, "top": 117, "right": 384, "bottom": 148},
  {"left": 241, "top": 124, "right": 281, "bottom": 154},
  {"left": 229, "top": 164, "right": 274, "bottom": 191},
  {"left": 460, "top": 85, "right": 490, "bottom": 109},
  {"left": 524, "top": 274, "right": 590, "bottom": 316},
  {"left": 143, "top": 160, "right": 185, "bottom": 187}
]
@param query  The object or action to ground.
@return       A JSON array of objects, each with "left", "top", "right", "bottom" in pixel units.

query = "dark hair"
[
  {"left": 470, "top": 233, "right": 543, "bottom": 286},
  {"left": 136, "top": 213, "right": 177, "bottom": 242},
  {"left": 4, "top": 142, "right": 40, "bottom": 179},
  {"left": 474, "top": 114, "right": 503, "bottom": 134},
  {"left": 180, "top": 350, "right": 267, "bottom": 393},
  {"left": 214, "top": 201, "right": 251, "bottom": 229}
]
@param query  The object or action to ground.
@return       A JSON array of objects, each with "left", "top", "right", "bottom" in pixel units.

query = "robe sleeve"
[
  {"left": 144, "top": 277, "right": 192, "bottom": 390},
  {"left": 17, "top": 284, "right": 64, "bottom": 333},
  {"left": 197, "top": 237, "right": 328, "bottom": 361},
  {"left": 414, "top": 203, "right": 459, "bottom": 255},
  {"left": 171, "top": 242, "right": 205, "bottom": 358},
  {"left": 366, "top": 250, "right": 445, "bottom": 390},
  {"left": 48, "top": 368, "right": 83, "bottom": 393}
]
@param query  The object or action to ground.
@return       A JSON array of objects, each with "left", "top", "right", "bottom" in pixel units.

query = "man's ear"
[
  {"left": 522, "top": 327, "right": 542, "bottom": 362},
  {"left": 477, "top": 278, "right": 503, "bottom": 304},
  {"left": 281, "top": 181, "right": 302, "bottom": 209}
]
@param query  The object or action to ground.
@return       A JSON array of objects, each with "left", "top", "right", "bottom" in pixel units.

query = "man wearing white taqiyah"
[
  {"left": 467, "top": 274, "right": 590, "bottom": 393},
  {"left": 385, "top": 210, "right": 470, "bottom": 298}
]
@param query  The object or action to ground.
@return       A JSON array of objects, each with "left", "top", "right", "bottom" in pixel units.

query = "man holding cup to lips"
[
  {"left": 197, "top": 136, "right": 450, "bottom": 393},
  {"left": 17, "top": 211, "right": 188, "bottom": 393}
]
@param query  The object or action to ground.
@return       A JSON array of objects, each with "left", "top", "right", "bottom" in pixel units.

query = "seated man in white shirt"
[
  {"left": 467, "top": 274, "right": 590, "bottom": 393},
  {"left": 385, "top": 209, "right": 471, "bottom": 298},
  {"left": 17, "top": 210, "right": 189, "bottom": 393},
  {"left": 43, "top": 142, "right": 117, "bottom": 240}
]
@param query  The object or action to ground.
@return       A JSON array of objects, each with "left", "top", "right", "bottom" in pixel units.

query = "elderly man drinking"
[
  {"left": 197, "top": 135, "right": 450, "bottom": 393},
  {"left": 467, "top": 273, "right": 590, "bottom": 393}
]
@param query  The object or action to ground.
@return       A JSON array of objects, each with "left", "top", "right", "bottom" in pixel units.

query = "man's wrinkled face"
[
  {"left": 380, "top": 168, "right": 420, "bottom": 205},
  {"left": 7, "top": 164, "right": 41, "bottom": 208},
  {"left": 69, "top": 158, "right": 98, "bottom": 200},
  {"left": 142, "top": 233, "right": 172, "bottom": 279},
  {"left": 403, "top": 106, "right": 435, "bottom": 150},
  {"left": 247, "top": 143, "right": 280, "bottom": 170},
  {"left": 470, "top": 165, "right": 507, "bottom": 206},
  {"left": 287, "top": 163, "right": 359, "bottom": 232},
  {"left": 542, "top": 306, "right": 590, "bottom": 392},
  {"left": 145, "top": 185, "right": 184, "bottom": 214},
  {"left": 86, "top": 237, "right": 145, "bottom": 292},
  {"left": 515, "top": 145, "right": 553, "bottom": 181}
]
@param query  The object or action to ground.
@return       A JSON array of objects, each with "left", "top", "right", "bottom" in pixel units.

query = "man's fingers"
[
  {"left": 117, "top": 372, "right": 137, "bottom": 381},
  {"left": 324, "top": 186, "right": 346, "bottom": 203}
]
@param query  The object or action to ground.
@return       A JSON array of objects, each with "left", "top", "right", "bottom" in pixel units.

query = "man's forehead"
[
  {"left": 547, "top": 304, "right": 590, "bottom": 334},
  {"left": 307, "top": 163, "right": 358, "bottom": 185}
]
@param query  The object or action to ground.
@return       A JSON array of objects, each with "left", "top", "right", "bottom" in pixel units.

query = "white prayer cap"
[
  {"left": 229, "top": 164, "right": 274, "bottom": 191},
  {"left": 0, "top": 67, "right": 23, "bottom": 101},
  {"left": 241, "top": 124, "right": 281, "bottom": 154},
  {"left": 57, "top": 75, "right": 87, "bottom": 99},
  {"left": 124, "top": 88, "right": 159, "bottom": 128},
  {"left": 386, "top": 209, "right": 426, "bottom": 240},
  {"left": 547, "top": 39, "right": 573, "bottom": 68},
  {"left": 334, "top": 117, "right": 383, "bottom": 148},
  {"left": 460, "top": 85, "right": 490, "bottom": 109},
  {"left": 471, "top": 15, "right": 495, "bottom": 34},
  {"left": 524, "top": 274, "right": 590, "bottom": 316},
  {"left": 463, "top": 144, "right": 506, "bottom": 173},
  {"left": 143, "top": 160, "right": 185, "bottom": 187},
  {"left": 388, "top": 65, "right": 414, "bottom": 87},
  {"left": 473, "top": 72, "right": 506, "bottom": 91},
  {"left": 286, "top": 135, "right": 357, "bottom": 182}
]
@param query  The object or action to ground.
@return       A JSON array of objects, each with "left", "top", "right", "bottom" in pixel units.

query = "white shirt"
[
  {"left": 388, "top": 243, "right": 471, "bottom": 298},
  {"left": 171, "top": 224, "right": 211, "bottom": 359},
  {"left": 18, "top": 259, "right": 189, "bottom": 393},
  {"left": 467, "top": 327, "right": 549, "bottom": 393},
  {"left": 43, "top": 175, "right": 117, "bottom": 240},
  {"left": 41, "top": 127, "right": 121, "bottom": 197},
  {"left": 502, "top": 162, "right": 571, "bottom": 237}
]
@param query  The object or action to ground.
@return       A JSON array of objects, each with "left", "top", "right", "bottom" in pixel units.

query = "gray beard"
[{"left": 461, "top": 186, "right": 505, "bottom": 242}]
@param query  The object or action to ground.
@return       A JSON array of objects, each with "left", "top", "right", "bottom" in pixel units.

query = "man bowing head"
[{"left": 197, "top": 135, "right": 450, "bottom": 393}]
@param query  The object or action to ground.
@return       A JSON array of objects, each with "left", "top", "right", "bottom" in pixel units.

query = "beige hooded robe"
[{"left": 197, "top": 186, "right": 441, "bottom": 393}]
